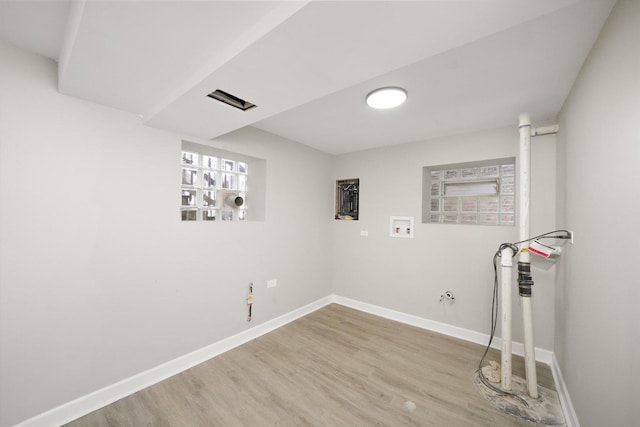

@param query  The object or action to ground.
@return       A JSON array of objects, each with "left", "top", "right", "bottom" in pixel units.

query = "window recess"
[
  {"left": 180, "top": 141, "right": 265, "bottom": 222},
  {"left": 423, "top": 158, "right": 515, "bottom": 226}
]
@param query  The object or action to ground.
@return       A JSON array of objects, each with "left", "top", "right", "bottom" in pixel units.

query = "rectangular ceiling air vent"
[{"left": 206, "top": 89, "right": 256, "bottom": 111}]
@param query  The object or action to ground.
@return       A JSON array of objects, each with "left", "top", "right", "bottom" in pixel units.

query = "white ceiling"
[{"left": 0, "top": 0, "right": 615, "bottom": 155}]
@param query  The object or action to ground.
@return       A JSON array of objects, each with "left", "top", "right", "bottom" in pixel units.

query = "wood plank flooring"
[{"left": 66, "top": 304, "right": 555, "bottom": 426}]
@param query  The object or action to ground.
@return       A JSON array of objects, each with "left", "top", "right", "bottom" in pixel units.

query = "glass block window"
[
  {"left": 423, "top": 158, "right": 515, "bottom": 226},
  {"left": 180, "top": 151, "right": 247, "bottom": 221}
]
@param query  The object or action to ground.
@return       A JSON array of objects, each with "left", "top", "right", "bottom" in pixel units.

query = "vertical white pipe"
[
  {"left": 518, "top": 112, "right": 538, "bottom": 399},
  {"left": 522, "top": 297, "right": 537, "bottom": 397},
  {"left": 518, "top": 112, "right": 531, "bottom": 258},
  {"left": 500, "top": 246, "right": 513, "bottom": 391}
]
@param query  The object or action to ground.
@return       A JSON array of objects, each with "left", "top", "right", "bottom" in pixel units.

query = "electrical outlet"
[
  {"left": 267, "top": 279, "right": 277, "bottom": 289},
  {"left": 360, "top": 230, "right": 369, "bottom": 237}
]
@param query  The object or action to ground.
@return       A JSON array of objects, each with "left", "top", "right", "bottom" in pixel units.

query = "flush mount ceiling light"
[{"left": 366, "top": 87, "right": 407, "bottom": 109}]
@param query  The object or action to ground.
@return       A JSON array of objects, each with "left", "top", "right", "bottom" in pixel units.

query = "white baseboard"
[
  {"left": 15, "top": 296, "right": 334, "bottom": 427},
  {"left": 17, "top": 294, "right": 571, "bottom": 426},
  {"left": 551, "top": 354, "right": 580, "bottom": 427},
  {"left": 331, "top": 295, "right": 554, "bottom": 365}
]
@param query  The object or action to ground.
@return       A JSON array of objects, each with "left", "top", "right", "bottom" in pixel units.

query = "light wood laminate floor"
[{"left": 66, "top": 304, "right": 555, "bottom": 426}]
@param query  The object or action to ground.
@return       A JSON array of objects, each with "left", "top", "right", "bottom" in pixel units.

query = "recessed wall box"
[
  {"left": 390, "top": 216, "right": 414, "bottom": 238},
  {"left": 335, "top": 179, "right": 359, "bottom": 220}
]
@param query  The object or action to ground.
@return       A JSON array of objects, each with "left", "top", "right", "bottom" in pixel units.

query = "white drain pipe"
[
  {"left": 500, "top": 245, "right": 513, "bottom": 391},
  {"left": 521, "top": 289, "right": 538, "bottom": 398},
  {"left": 500, "top": 114, "right": 559, "bottom": 399},
  {"left": 518, "top": 112, "right": 538, "bottom": 399}
]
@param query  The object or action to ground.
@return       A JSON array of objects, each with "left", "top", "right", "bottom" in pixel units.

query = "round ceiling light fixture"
[{"left": 366, "top": 87, "right": 407, "bottom": 109}]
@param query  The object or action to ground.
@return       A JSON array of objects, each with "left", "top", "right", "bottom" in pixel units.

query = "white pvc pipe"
[
  {"left": 530, "top": 124, "right": 560, "bottom": 137},
  {"left": 518, "top": 113, "right": 531, "bottom": 256},
  {"left": 500, "top": 246, "right": 513, "bottom": 391},
  {"left": 518, "top": 112, "right": 538, "bottom": 399},
  {"left": 522, "top": 297, "right": 538, "bottom": 397}
]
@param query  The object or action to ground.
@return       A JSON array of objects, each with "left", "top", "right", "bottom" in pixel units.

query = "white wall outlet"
[
  {"left": 360, "top": 230, "right": 369, "bottom": 237},
  {"left": 267, "top": 279, "right": 277, "bottom": 289}
]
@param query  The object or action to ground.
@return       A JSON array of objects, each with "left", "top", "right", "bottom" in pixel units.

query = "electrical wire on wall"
[{"left": 477, "top": 229, "right": 571, "bottom": 405}]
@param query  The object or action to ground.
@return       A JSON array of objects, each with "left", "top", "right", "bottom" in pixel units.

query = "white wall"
[
  {"left": 332, "top": 126, "right": 558, "bottom": 350},
  {"left": 555, "top": 1, "right": 640, "bottom": 425},
  {"left": 8, "top": 2, "right": 637, "bottom": 421},
  {"left": 0, "top": 40, "right": 333, "bottom": 427}
]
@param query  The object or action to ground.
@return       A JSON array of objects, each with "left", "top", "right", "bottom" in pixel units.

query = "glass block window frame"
[
  {"left": 180, "top": 150, "right": 248, "bottom": 222},
  {"left": 422, "top": 157, "right": 515, "bottom": 226}
]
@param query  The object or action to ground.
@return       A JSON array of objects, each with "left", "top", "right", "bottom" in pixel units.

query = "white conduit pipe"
[
  {"left": 518, "top": 112, "right": 538, "bottom": 399},
  {"left": 499, "top": 115, "right": 559, "bottom": 399},
  {"left": 531, "top": 124, "right": 559, "bottom": 137},
  {"left": 500, "top": 246, "right": 513, "bottom": 391}
]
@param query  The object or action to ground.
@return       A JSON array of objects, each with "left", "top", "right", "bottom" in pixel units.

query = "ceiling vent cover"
[{"left": 207, "top": 89, "right": 256, "bottom": 111}]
